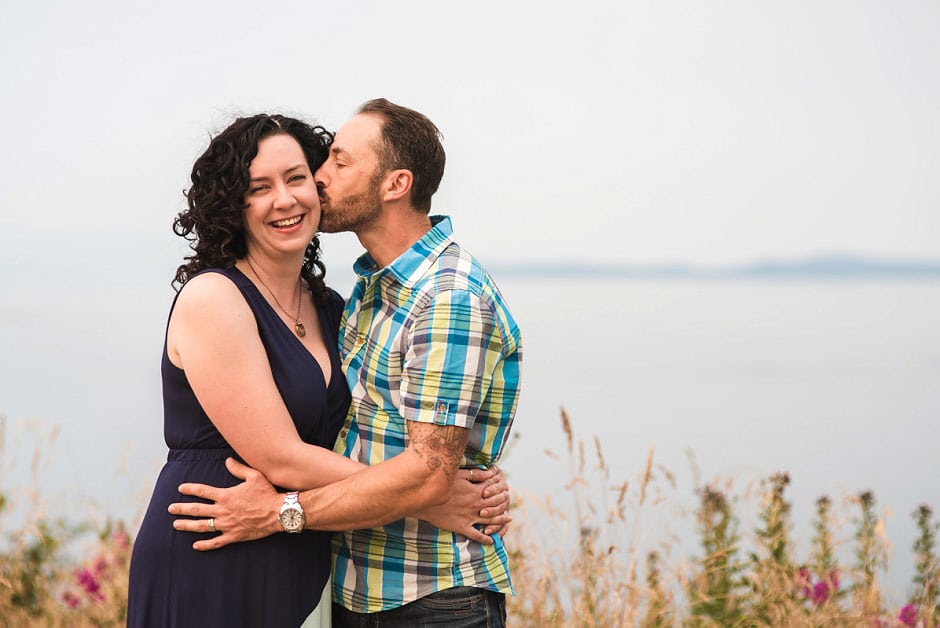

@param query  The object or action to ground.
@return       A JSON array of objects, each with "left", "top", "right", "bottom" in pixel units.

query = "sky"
[{"left": 1, "top": 0, "right": 938, "bottom": 283}]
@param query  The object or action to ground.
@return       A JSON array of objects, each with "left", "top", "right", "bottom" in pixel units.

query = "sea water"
[{"left": 2, "top": 273, "right": 938, "bottom": 599}]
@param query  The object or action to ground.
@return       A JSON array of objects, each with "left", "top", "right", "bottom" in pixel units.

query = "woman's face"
[{"left": 242, "top": 133, "right": 321, "bottom": 259}]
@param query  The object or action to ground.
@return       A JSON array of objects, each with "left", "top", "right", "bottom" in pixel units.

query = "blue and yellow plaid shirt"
[{"left": 331, "top": 215, "right": 522, "bottom": 613}]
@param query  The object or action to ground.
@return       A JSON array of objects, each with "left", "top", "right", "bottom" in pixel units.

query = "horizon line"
[{"left": 488, "top": 253, "right": 940, "bottom": 279}]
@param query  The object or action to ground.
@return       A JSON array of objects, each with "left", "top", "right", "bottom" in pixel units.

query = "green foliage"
[
  {"left": 852, "top": 490, "right": 888, "bottom": 616},
  {"left": 810, "top": 496, "right": 837, "bottom": 577},
  {"left": 687, "top": 485, "right": 745, "bottom": 626},
  {"left": 910, "top": 503, "right": 939, "bottom": 624},
  {"left": 753, "top": 472, "right": 793, "bottom": 569},
  {"left": 746, "top": 472, "right": 800, "bottom": 624},
  {"left": 805, "top": 494, "right": 844, "bottom": 610},
  {"left": 0, "top": 516, "right": 80, "bottom": 619},
  {"left": 642, "top": 551, "right": 672, "bottom": 627}
]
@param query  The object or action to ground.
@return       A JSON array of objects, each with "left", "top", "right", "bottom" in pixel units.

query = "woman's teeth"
[{"left": 271, "top": 215, "right": 303, "bottom": 228}]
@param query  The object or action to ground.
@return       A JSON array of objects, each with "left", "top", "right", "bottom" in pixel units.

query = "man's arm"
[
  {"left": 301, "top": 420, "right": 468, "bottom": 528},
  {"left": 171, "top": 420, "right": 505, "bottom": 549}
]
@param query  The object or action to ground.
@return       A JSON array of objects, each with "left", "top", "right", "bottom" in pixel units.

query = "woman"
[{"left": 127, "top": 115, "right": 506, "bottom": 627}]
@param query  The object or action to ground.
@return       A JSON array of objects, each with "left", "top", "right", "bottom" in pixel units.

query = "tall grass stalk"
[
  {"left": 908, "top": 503, "right": 939, "bottom": 625},
  {"left": 507, "top": 407, "right": 668, "bottom": 626},
  {"left": 687, "top": 485, "right": 745, "bottom": 626}
]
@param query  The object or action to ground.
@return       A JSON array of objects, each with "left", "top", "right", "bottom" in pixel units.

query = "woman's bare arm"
[{"left": 167, "top": 272, "right": 363, "bottom": 489}]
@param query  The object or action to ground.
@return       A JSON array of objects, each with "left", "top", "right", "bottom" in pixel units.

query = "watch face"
[{"left": 280, "top": 508, "right": 304, "bottom": 531}]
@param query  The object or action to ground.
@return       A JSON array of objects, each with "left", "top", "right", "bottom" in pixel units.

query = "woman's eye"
[
  {"left": 249, "top": 185, "right": 268, "bottom": 195},
  {"left": 289, "top": 174, "right": 307, "bottom": 183}
]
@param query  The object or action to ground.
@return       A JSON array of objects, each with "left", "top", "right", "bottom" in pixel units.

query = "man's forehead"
[{"left": 333, "top": 114, "right": 382, "bottom": 153}]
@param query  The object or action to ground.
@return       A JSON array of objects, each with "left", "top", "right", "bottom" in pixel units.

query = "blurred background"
[{"left": 1, "top": 0, "right": 938, "bottom": 599}]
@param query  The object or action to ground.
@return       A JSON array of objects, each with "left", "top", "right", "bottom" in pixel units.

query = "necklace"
[{"left": 244, "top": 256, "right": 307, "bottom": 337}]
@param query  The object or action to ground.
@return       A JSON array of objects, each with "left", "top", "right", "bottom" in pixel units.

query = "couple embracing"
[{"left": 127, "top": 99, "right": 522, "bottom": 627}]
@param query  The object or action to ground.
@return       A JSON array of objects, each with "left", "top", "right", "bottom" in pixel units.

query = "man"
[{"left": 171, "top": 99, "right": 522, "bottom": 626}]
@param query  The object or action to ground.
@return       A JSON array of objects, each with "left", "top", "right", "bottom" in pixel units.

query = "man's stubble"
[{"left": 317, "top": 172, "right": 384, "bottom": 235}]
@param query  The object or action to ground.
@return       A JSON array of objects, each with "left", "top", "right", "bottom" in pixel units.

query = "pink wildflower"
[
  {"left": 75, "top": 568, "right": 104, "bottom": 602},
  {"left": 91, "top": 555, "right": 109, "bottom": 577},
  {"left": 811, "top": 580, "right": 830, "bottom": 606},
  {"left": 898, "top": 603, "right": 917, "bottom": 627},
  {"left": 828, "top": 569, "right": 839, "bottom": 589},
  {"left": 797, "top": 567, "right": 813, "bottom": 598},
  {"left": 62, "top": 590, "right": 81, "bottom": 608},
  {"left": 112, "top": 528, "right": 130, "bottom": 552}
]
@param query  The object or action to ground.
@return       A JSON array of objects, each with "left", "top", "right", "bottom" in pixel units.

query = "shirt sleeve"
[{"left": 400, "top": 289, "right": 504, "bottom": 428}]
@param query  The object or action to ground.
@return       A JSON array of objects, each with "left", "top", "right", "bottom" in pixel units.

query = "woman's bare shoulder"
[
  {"left": 176, "top": 271, "right": 244, "bottom": 307},
  {"left": 172, "top": 271, "right": 253, "bottom": 330}
]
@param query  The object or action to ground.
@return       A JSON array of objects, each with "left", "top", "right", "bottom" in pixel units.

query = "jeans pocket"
[{"left": 411, "top": 587, "right": 486, "bottom": 618}]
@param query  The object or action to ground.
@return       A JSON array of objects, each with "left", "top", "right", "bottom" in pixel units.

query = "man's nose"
[{"left": 314, "top": 165, "right": 330, "bottom": 188}]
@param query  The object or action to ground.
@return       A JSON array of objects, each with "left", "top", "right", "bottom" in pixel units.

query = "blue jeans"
[{"left": 332, "top": 586, "right": 507, "bottom": 627}]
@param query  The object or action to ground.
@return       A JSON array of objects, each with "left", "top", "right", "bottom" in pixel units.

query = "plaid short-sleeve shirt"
[{"left": 331, "top": 216, "right": 522, "bottom": 613}]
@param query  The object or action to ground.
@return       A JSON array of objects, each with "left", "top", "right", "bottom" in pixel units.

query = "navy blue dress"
[{"left": 127, "top": 268, "right": 350, "bottom": 628}]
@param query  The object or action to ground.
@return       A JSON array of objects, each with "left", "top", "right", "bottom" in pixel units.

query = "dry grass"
[
  {"left": 505, "top": 408, "right": 939, "bottom": 627},
  {"left": 1, "top": 411, "right": 937, "bottom": 626},
  {"left": 0, "top": 415, "right": 131, "bottom": 627}
]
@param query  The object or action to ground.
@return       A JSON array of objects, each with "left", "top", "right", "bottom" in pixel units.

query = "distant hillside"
[{"left": 490, "top": 254, "right": 940, "bottom": 279}]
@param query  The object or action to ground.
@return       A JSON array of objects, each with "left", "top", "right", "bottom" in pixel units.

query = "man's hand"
[
  {"left": 414, "top": 465, "right": 512, "bottom": 544},
  {"left": 168, "top": 457, "right": 282, "bottom": 551}
]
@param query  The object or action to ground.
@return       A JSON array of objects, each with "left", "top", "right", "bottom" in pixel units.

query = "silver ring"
[
  {"left": 469, "top": 469, "right": 474, "bottom": 482},
  {"left": 208, "top": 517, "right": 216, "bottom": 533}
]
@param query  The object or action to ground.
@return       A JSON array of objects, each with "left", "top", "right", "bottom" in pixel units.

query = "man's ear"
[{"left": 382, "top": 169, "right": 413, "bottom": 203}]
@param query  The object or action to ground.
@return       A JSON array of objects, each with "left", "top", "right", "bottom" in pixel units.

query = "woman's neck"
[{"left": 237, "top": 251, "right": 303, "bottom": 292}]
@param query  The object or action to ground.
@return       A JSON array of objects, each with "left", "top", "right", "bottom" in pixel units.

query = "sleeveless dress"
[{"left": 127, "top": 267, "right": 351, "bottom": 628}]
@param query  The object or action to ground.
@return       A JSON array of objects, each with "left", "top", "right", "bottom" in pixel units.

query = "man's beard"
[{"left": 318, "top": 174, "right": 383, "bottom": 234}]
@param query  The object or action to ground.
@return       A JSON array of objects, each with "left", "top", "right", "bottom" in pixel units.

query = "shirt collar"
[{"left": 352, "top": 215, "right": 454, "bottom": 287}]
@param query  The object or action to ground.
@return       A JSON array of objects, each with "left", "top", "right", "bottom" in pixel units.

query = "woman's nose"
[{"left": 273, "top": 184, "right": 295, "bottom": 209}]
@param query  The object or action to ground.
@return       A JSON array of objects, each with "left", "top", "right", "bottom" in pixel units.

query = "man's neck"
[{"left": 357, "top": 208, "right": 433, "bottom": 269}]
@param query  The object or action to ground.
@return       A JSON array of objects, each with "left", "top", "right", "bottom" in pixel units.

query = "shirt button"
[{"left": 340, "top": 429, "right": 348, "bottom": 438}]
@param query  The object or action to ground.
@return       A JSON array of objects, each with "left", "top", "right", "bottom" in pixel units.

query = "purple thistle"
[
  {"left": 811, "top": 580, "right": 830, "bottom": 606},
  {"left": 798, "top": 567, "right": 813, "bottom": 598},
  {"left": 75, "top": 568, "right": 104, "bottom": 602},
  {"left": 62, "top": 590, "right": 81, "bottom": 608},
  {"left": 828, "top": 569, "right": 840, "bottom": 590},
  {"left": 91, "top": 555, "right": 108, "bottom": 577},
  {"left": 898, "top": 603, "right": 918, "bottom": 626}
]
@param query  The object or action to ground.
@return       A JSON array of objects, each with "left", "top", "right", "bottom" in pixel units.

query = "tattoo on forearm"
[{"left": 408, "top": 422, "right": 468, "bottom": 481}]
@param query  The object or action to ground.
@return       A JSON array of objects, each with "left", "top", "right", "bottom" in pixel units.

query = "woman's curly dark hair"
[{"left": 172, "top": 114, "right": 334, "bottom": 304}]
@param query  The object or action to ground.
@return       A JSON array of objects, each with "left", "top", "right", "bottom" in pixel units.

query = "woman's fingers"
[
  {"left": 478, "top": 489, "right": 510, "bottom": 516},
  {"left": 460, "top": 525, "right": 495, "bottom": 545},
  {"left": 484, "top": 520, "right": 511, "bottom": 537},
  {"left": 476, "top": 510, "right": 512, "bottom": 526}
]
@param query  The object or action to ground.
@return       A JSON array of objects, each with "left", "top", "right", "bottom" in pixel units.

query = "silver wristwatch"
[{"left": 278, "top": 491, "right": 305, "bottom": 533}]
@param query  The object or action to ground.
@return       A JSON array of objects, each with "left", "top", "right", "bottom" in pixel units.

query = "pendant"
[{"left": 295, "top": 321, "right": 307, "bottom": 337}]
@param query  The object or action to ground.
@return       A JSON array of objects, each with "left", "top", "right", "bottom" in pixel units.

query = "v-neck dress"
[{"left": 127, "top": 267, "right": 351, "bottom": 628}]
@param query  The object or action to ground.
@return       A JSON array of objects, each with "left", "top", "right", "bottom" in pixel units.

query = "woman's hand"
[{"left": 413, "top": 465, "right": 512, "bottom": 544}]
